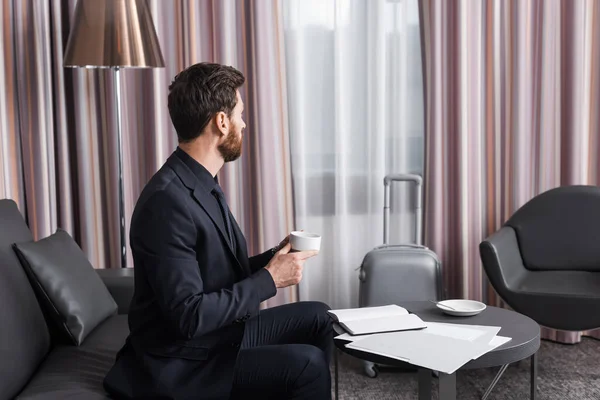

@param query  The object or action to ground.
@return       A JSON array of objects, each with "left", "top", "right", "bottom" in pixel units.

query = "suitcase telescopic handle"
[{"left": 383, "top": 174, "right": 423, "bottom": 245}]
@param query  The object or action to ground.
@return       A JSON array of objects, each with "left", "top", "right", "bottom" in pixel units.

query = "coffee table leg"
[
  {"left": 439, "top": 372, "right": 457, "bottom": 400},
  {"left": 481, "top": 364, "right": 509, "bottom": 400},
  {"left": 334, "top": 348, "right": 339, "bottom": 400},
  {"left": 418, "top": 368, "right": 432, "bottom": 400},
  {"left": 531, "top": 352, "right": 538, "bottom": 400}
]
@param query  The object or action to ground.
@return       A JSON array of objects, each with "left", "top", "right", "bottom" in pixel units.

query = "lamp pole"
[{"left": 113, "top": 66, "right": 126, "bottom": 268}]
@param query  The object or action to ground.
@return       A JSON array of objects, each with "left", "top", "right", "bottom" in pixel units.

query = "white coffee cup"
[{"left": 289, "top": 231, "right": 321, "bottom": 252}]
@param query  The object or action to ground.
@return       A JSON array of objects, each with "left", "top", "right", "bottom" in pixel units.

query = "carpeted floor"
[{"left": 332, "top": 338, "right": 600, "bottom": 399}]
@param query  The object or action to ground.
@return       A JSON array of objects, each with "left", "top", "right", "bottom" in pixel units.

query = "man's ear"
[{"left": 215, "top": 111, "right": 229, "bottom": 136}]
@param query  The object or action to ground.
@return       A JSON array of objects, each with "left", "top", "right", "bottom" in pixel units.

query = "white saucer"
[{"left": 435, "top": 299, "right": 487, "bottom": 316}]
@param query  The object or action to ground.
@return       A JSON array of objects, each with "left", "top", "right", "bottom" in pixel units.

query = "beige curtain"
[
  {"left": 419, "top": 0, "right": 600, "bottom": 343},
  {"left": 0, "top": 0, "right": 295, "bottom": 307}
]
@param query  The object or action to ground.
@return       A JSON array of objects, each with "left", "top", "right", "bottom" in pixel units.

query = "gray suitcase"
[{"left": 358, "top": 174, "right": 442, "bottom": 377}]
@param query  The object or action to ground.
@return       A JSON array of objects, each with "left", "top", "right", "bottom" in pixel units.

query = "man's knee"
[
  {"left": 302, "top": 301, "right": 331, "bottom": 314},
  {"left": 312, "top": 301, "right": 332, "bottom": 321},
  {"left": 311, "top": 301, "right": 333, "bottom": 329},
  {"left": 293, "top": 301, "right": 332, "bottom": 323}
]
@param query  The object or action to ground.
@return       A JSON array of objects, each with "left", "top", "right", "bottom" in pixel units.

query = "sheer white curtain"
[{"left": 283, "top": 0, "right": 424, "bottom": 309}]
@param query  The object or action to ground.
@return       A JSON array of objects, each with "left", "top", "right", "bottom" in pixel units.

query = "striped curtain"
[
  {"left": 0, "top": 0, "right": 295, "bottom": 306},
  {"left": 419, "top": 0, "right": 600, "bottom": 343}
]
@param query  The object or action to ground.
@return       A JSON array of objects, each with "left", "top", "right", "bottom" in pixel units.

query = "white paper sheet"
[
  {"left": 471, "top": 335, "right": 512, "bottom": 360},
  {"left": 345, "top": 323, "right": 511, "bottom": 374},
  {"left": 422, "top": 322, "right": 501, "bottom": 342}
]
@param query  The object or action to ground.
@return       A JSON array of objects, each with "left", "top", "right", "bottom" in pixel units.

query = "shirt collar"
[{"left": 174, "top": 146, "right": 219, "bottom": 192}]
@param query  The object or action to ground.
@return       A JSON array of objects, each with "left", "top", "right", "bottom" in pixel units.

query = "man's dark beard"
[{"left": 218, "top": 129, "right": 242, "bottom": 162}]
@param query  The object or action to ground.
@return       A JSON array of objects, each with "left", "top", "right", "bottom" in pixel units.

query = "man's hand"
[
  {"left": 265, "top": 243, "right": 318, "bottom": 288},
  {"left": 272, "top": 229, "right": 304, "bottom": 254}
]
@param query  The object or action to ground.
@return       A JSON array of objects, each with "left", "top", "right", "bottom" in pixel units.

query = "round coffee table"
[{"left": 333, "top": 301, "right": 540, "bottom": 400}]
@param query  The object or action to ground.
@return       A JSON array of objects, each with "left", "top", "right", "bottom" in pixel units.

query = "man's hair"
[{"left": 168, "top": 62, "right": 245, "bottom": 143}]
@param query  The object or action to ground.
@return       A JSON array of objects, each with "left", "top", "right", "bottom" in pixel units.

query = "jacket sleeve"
[
  {"left": 132, "top": 189, "right": 277, "bottom": 340},
  {"left": 248, "top": 249, "right": 275, "bottom": 274}
]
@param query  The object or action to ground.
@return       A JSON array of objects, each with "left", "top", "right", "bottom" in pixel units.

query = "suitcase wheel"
[{"left": 362, "top": 361, "right": 379, "bottom": 378}]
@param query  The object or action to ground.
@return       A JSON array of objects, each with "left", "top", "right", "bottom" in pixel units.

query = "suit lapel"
[
  {"left": 166, "top": 153, "right": 249, "bottom": 276},
  {"left": 191, "top": 187, "right": 234, "bottom": 250},
  {"left": 230, "top": 215, "right": 249, "bottom": 268}
]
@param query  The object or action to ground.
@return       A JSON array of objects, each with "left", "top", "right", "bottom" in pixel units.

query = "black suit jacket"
[{"left": 104, "top": 149, "right": 277, "bottom": 400}]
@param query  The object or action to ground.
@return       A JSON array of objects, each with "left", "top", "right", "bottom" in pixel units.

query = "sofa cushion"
[
  {"left": 0, "top": 199, "right": 51, "bottom": 399},
  {"left": 16, "top": 314, "right": 129, "bottom": 399},
  {"left": 13, "top": 228, "right": 118, "bottom": 345}
]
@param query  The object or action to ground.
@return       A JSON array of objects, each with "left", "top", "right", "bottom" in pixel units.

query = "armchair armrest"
[
  {"left": 479, "top": 226, "right": 528, "bottom": 291},
  {"left": 96, "top": 268, "right": 134, "bottom": 314}
]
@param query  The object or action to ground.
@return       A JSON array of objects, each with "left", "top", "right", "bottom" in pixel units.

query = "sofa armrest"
[
  {"left": 480, "top": 226, "right": 528, "bottom": 291},
  {"left": 95, "top": 268, "right": 134, "bottom": 314}
]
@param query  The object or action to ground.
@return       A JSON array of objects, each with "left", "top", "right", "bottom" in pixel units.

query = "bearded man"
[{"left": 103, "top": 63, "right": 333, "bottom": 400}]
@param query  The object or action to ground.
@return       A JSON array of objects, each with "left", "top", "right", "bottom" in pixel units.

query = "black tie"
[{"left": 212, "top": 185, "right": 234, "bottom": 249}]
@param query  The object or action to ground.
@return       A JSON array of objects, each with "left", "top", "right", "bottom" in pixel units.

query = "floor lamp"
[{"left": 63, "top": 0, "right": 164, "bottom": 268}]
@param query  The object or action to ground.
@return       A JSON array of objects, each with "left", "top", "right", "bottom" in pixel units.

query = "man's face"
[{"left": 218, "top": 90, "right": 246, "bottom": 163}]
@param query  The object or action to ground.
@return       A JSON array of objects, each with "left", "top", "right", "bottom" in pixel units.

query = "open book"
[{"left": 327, "top": 305, "right": 427, "bottom": 335}]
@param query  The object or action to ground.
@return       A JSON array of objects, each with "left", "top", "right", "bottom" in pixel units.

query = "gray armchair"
[{"left": 479, "top": 185, "right": 600, "bottom": 331}]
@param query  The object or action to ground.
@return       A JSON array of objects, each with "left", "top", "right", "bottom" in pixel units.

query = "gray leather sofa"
[
  {"left": 479, "top": 185, "right": 600, "bottom": 331},
  {"left": 0, "top": 199, "right": 134, "bottom": 399}
]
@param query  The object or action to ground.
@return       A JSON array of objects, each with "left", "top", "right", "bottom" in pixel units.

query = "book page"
[
  {"left": 340, "top": 313, "right": 426, "bottom": 335},
  {"left": 337, "top": 323, "right": 503, "bottom": 344},
  {"left": 335, "top": 332, "right": 375, "bottom": 342},
  {"left": 327, "top": 304, "right": 408, "bottom": 323}
]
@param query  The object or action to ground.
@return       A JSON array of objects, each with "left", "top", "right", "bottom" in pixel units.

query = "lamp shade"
[{"left": 64, "top": 0, "right": 165, "bottom": 68}]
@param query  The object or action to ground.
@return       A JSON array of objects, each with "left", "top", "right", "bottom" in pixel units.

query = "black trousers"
[{"left": 230, "top": 301, "right": 334, "bottom": 400}]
